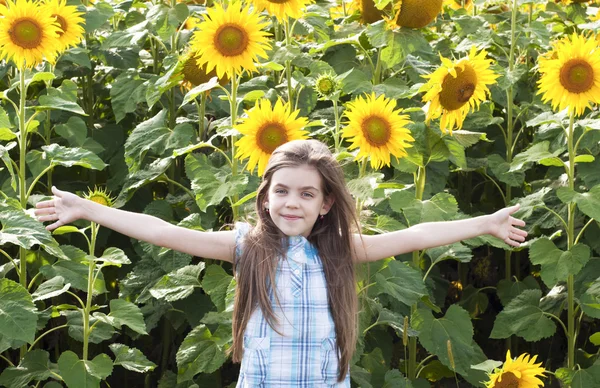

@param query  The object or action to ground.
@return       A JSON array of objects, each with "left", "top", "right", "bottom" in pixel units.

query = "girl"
[{"left": 35, "top": 139, "right": 527, "bottom": 387}]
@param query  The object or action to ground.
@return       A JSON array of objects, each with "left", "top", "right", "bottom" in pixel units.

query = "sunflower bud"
[
  {"left": 84, "top": 187, "right": 115, "bottom": 208},
  {"left": 314, "top": 73, "right": 339, "bottom": 98}
]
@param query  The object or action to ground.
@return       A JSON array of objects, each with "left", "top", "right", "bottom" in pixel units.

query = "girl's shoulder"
[{"left": 234, "top": 222, "right": 253, "bottom": 257}]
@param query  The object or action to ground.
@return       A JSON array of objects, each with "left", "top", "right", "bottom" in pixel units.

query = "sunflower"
[
  {"left": 314, "top": 72, "right": 339, "bottom": 98},
  {"left": 420, "top": 46, "right": 499, "bottom": 134},
  {"left": 176, "top": 50, "right": 228, "bottom": 91},
  {"left": 358, "top": 0, "right": 386, "bottom": 24},
  {"left": 0, "top": 0, "right": 62, "bottom": 68},
  {"left": 342, "top": 93, "right": 414, "bottom": 169},
  {"left": 41, "top": 0, "right": 84, "bottom": 51},
  {"left": 189, "top": 3, "right": 271, "bottom": 78},
  {"left": 486, "top": 350, "right": 545, "bottom": 388},
  {"left": 235, "top": 98, "right": 309, "bottom": 176},
  {"left": 253, "top": 0, "right": 313, "bottom": 21},
  {"left": 537, "top": 33, "right": 600, "bottom": 116},
  {"left": 393, "top": 0, "right": 444, "bottom": 29}
]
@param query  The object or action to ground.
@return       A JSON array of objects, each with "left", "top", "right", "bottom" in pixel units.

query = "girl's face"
[{"left": 266, "top": 165, "right": 333, "bottom": 237}]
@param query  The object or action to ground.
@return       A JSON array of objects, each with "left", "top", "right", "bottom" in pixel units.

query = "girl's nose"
[{"left": 285, "top": 196, "right": 300, "bottom": 208}]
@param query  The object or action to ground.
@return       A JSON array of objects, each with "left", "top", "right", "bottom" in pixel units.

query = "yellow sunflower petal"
[
  {"left": 0, "top": 0, "right": 63, "bottom": 68},
  {"left": 253, "top": 0, "right": 314, "bottom": 21},
  {"left": 235, "top": 98, "right": 309, "bottom": 176}
]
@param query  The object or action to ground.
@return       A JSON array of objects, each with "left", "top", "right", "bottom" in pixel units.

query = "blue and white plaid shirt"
[{"left": 235, "top": 223, "right": 350, "bottom": 388}]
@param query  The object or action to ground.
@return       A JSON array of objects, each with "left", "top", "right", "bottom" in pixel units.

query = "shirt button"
[{"left": 294, "top": 269, "right": 300, "bottom": 275}]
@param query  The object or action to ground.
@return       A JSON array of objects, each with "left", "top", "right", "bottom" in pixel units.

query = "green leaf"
[
  {"left": 373, "top": 260, "right": 430, "bottom": 307},
  {"left": 360, "top": 348, "right": 388, "bottom": 387},
  {"left": 426, "top": 243, "right": 472, "bottom": 264},
  {"left": 382, "top": 369, "right": 413, "bottom": 388},
  {"left": 590, "top": 332, "right": 600, "bottom": 346},
  {"left": 572, "top": 362, "right": 600, "bottom": 388},
  {"left": 109, "top": 299, "right": 148, "bottom": 335},
  {"left": 37, "top": 80, "right": 86, "bottom": 115},
  {"left": 0, "top": 198, "right": 66, "bottom": 260},
  {"left": 529, "top": 238, "right": 591, "bottom": 286},
  {"left": 557, "top": 185, "right": 600, "bottom": 221},
  {"left": 150, "top": 264, "right": 204, "bottom": 302},
  {"left": 124, "top": 109, "right": 170, "bottom": 172},
  {"left": 110, "top": 70, "right": 147, "bottom": 123},
  {"left": 0, "top": 142, "right": 17, "bottom": 191},
  {"left": 201, "top": 265, "right": 233, "bottom": 312},
  {"left": 176, "top": 325, "right": 226, "bottom": 382},
  {"left": 58, "top": 351, "right": 113, "bottom": 388},
  {"left": 389, "top": 191, "right": 458, "bottom": 226},
  {"left": 487, "top": 154, "right": 525, "bottom": 188},
  {"left": 39, "top": 260, "right": 106, "bottom": 295},
  {"left": 510, "top": 141, "right": 564, "bottom": 172},
  {"left": 109, "top": 343, "right": 156, "bottom": 373},
  {"left": 41, "top": 144, "right": 106, "bottom": 170},
  {"left": 55, "top": 116, "right": 88, "bottom": 147},
  {"left": 32, "top": 276, "right": 71, "bottom": 302},
  {"left": 496, "top": 276, "right": 540, "bottom": 307},
  {"left": 85, "top": 2, "right": 114, "bottom": 32},
  {"left": 0, "top": 349, "right": 53, "bottom": 388},
  {"left": 96, "top": 247, "right": 131, "bottom": 267},
  {"left": 412, "top": 305, "right": 486, "bottom": 377},
  {"left": 63, "top": 309, "right": 115, "bottom": 344},
  {"left": 185, "top": 153, "right": 249, "bottom": 211},
  {"left": 181, "top": 77, "right": 221, "bottom": 106},
  {"left": 490, "top": 289, "right": 556, "bottom": 341},
  {"left": 0, "top": 279, "right": 39, "bottom": 344}
]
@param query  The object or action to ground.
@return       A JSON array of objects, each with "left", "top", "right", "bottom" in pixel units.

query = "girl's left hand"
[{"left": 488, "top": 204, "right": 528, "bottom": 247}]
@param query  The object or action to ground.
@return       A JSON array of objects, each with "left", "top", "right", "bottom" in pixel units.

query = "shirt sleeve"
[{"left": 234, "top": 222, "right": 252, "bottom": 266}]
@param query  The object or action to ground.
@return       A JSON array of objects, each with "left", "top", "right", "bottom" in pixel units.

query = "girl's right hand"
[{"left": 35, "top": 186, "right": 84, "bottom": 231}]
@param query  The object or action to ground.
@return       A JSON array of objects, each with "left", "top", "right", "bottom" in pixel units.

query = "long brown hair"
[{"left": 231, "top": 139, "right": 360, "bottom": 382}]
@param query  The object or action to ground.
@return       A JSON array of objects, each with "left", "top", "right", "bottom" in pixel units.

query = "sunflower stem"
[
  {"left": 372, "top": 48, "right": 382, "bottom": 85},
  {"left": 567, "top": 110, "right": 576, "bottom": 370},
  {"left": 230, "top": 74, "right": 239, "bottom": 220},
  {"left": 408, "top": 165, "right": 426, "bottom": 380},
  {"left": 82, "top": 222, "right": 99, "bottom": 361},
  {"left": 196, "top": 93, "right": 207, "bottom": 141},
  {"left": 332, "top": 98, "right": 341, "bottom": 152},
  {"left": 17, "top": 66, "right": 29, "bottom": 360},
  {"left": 284, "top": 19, "right": 294, "bottom": 105}
]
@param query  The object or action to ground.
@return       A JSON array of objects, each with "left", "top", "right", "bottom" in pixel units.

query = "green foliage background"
[{"left": 1, "top": 0, "right": 600, "bottom": 386}]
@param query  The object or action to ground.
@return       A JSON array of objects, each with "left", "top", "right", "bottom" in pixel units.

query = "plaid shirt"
[{"left": 235, "top": 223, "right": 350, "bottom": 388}]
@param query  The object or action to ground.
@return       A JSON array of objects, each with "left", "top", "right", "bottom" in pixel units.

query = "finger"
[
  {"left": 46, "top": 220, "right": 63, "bottom": 231},
  {"left": 36, "top": 200, "right": 55, "bottom": 209},
  {"left": 508, "top": 203, "right": 521, "bottom": 214},
  {"left": 511, "top": 228, "right": 528, "bottom": 237},
  {"left": 38, "top": 214, "right": 59, "bottom": 222},
  {"left": 510, "top": 233, "right": 525, "bottom": 242},
  {"left": 51, "top": 186, "right": 62, "bottom": 197},
  {"left": 505, "top": 237, "right": 520, "bottom": 247},
  {"left": 34, "top": 207, "right": 55, "bottom": 216},
  {"left": 510, "top": 217, "right": 526, "bottom": 227}
]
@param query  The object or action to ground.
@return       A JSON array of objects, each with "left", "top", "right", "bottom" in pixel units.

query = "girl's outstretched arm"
[
  {"left": 34, "top": 186, "right": 235, "bottom": 262},
  {"left": 353, "top": 204, "right": 527, "bottom": 263}
]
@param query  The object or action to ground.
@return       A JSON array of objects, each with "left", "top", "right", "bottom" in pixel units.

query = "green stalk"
[
  {"left": 82, "top": 222, "right": 98, "bottom": 361},
  {"left": 372, "top": 48, "right": 382, "bottom": 85},
  {"left": 408, "top": 165, "right": 426, "bottom": 379},
  {"left": 196, "top": 93, "right": 207, "bottom": 141},
  {"left": 567, "top": 110, "right": 576, "bottom": 369},
  {"left": 17, "top": 67, "right": 28, "bottom": 359},
  {"left": 284, "top": 19, "right": 293, "bottom": 105},
  {"left": 230, "top": 74, "right": 239, "bottom": 220},
  {"left": 332, "top": 98, "right": 341, "bottom": 152}
]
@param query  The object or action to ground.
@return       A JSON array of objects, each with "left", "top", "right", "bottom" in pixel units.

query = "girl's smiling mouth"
[{"left": 282, "top": 215, "right": 302, "bottom": 220}]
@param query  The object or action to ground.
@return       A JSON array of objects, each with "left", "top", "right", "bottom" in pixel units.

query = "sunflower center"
[
  {"left": 494, "top": 372, "right": 519, "bottom": 388},
  {"left": 89, "top": 195, "right": 109, "bottom": 207},
  {"left": 362, "top": 116, "right": 391, "bottom": 146},
  {"left": 439, "top": 64, "right": 477, "bottom": 111},
  {"left": 317, "top": 78, "right": 334, "bottom": 94},
  {"left": 53, "top": 14, "right": 67, "bottom": 37},
  {"left": 266, "top": 0, "right": 290, "bottom": 3},
  {"left": 559, "top": 59, "right": 594, "bottom": 94},
  {"left": 9, "top": 18, "right": 43, "bottom": 49},
  {"left": 214, "top": 24, "right": 249, "bottom": 57},
  {"left": 257, "top": 123, "right": 288, "bottom": 153}
]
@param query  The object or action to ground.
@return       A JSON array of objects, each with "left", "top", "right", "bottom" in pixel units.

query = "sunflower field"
[{"left": 2, "top": 0, "right": 600, "bottom": 386}]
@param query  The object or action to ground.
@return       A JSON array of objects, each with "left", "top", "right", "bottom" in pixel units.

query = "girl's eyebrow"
[{"left": 273, "top": 183, "right": 320, "bottom": 192}]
